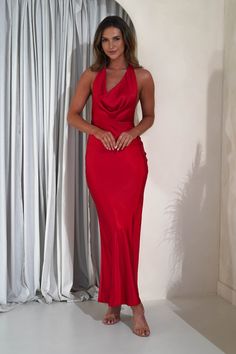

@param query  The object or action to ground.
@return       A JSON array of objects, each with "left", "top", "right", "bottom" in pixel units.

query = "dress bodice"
[{"left": 91, "top": 64, "right": 138, "bottom": 140}]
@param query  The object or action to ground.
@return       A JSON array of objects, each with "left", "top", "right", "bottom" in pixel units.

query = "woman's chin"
[{"left": 107, "top": 54, "right": 118, "bottom": 60}]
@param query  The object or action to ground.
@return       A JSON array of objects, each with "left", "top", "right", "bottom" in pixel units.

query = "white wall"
[
  {"left": 117, "top": 0, "right": 224, "bottom": 300},
  {"left": 218, "top": 0, "right": 236, "bottom": 306}
]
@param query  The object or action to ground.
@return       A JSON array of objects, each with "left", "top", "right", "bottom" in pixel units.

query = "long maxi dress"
[{"left": 85, "top": 64, "right": 148, "bottom": 307}]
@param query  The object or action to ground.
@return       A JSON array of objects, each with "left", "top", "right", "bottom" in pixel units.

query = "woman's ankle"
[
  {"left": 107, "top": 304, "right": 121, "bottom": 310},
  {"left": 131, "top": 302, "right": 144, "bottom": 314}
]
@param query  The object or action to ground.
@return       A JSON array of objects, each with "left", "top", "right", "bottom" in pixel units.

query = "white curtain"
[{"left": 0, "top": 0, "right": 131, "bottom": 312}]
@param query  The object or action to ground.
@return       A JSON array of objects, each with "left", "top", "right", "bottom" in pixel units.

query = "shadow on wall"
[{"left": 163, "top": 68, "right": 224, "bottom": 298}]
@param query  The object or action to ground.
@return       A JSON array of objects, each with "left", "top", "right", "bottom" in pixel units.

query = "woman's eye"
[
  {"left": 114, "top": 37, "right": 120, "bottom": 41},
  {"left": 101, "top": 38, "right": 107, "bottom": 42}
]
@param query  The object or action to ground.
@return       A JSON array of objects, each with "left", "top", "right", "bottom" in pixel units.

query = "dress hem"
[{"left": 97, "top": 298, "right": 141, "bottom": 307}]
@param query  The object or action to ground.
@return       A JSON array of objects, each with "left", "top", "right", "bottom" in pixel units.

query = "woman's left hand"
[{"left": 115, "top": 129, "right": 138, "bottom": 150}]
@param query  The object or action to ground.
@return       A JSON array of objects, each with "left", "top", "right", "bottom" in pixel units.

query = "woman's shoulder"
[
  {"left": 78, "top": 67, "right": 102, "bottom": 88},
  {"left": 133, "top": 66, "right": 153, "bottom": 81},
  {"left": 133, "top": 66, "right": 154, "bottom": 89},
  {"left": 80, "top": 67, "right": 99, "bottom": 80}
]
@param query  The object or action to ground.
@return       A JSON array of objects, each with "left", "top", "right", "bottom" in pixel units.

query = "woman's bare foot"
[
  {"left": 131, "top": 302, "right": 150, "bottom": 337},
  {"left": 102, "top": 305, "right": 121, "bottom": 325}
]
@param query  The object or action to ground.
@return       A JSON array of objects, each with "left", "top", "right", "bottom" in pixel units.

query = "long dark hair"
[{"left": 90, "top": 15, "right": 141, "bottom": 71}]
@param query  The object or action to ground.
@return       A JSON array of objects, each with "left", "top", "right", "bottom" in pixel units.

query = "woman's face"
[{"left": 101, "top": 26, "right": 125, "bottom": 61}]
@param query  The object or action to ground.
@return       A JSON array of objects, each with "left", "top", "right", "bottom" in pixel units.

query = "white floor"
[{"left": 0, "top": 295, "right": 235, "bottom": 354}]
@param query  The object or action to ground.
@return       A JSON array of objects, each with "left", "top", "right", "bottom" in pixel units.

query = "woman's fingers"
[
  {"left": 102, "top": 132, "right": 115, "bottom": 150},
  {"left": 94, "top": 129, "right": 135, "bottom": 151},
  {"left": 99, "top": 130, "right": 116, "bottom": 150},
  {"left": 116, "top": 132, "right": 133, "bottom": 150},
  {"left": 107, "top": 132, "right": 116, "bottom": 149}
]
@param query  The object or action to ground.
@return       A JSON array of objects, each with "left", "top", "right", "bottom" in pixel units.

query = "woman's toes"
[
  {"left": 103, "top": 313, "right": 120, "bottom": 325},
  {"left": 102, "top": 305, "right": 121, "bottom": 325},
  {"left": 133, "top": 328, "right": 150, "bottom": 337},
  {"left": 143, "top": 329, "right": 150, "bottom": 336}
]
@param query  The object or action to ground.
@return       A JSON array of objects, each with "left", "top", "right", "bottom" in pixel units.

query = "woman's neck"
[{"left": 107, "top": 57, "right": 128, "bottom": 70}]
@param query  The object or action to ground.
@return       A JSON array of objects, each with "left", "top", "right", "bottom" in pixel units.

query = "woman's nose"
[{"left": 109, "top": 40, "right": 114, "bottom": 49}]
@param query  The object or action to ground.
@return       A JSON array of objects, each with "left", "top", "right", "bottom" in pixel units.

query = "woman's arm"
[
  {"left": 115, "top": 69, "right": 155, "bottom": 150},
  {"left": 67, "top": 69, "right": 116, "bottom": 150},
  {"left": 131, "top": 69, "right": 155, "bottom": 136},
  {"left": 67, "top": 69, "right": 98, "bottom": 135}
]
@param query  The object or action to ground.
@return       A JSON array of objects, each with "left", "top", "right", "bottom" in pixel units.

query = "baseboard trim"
[{"left": 217, "top": 280, "right": 236, "bottom": 306}]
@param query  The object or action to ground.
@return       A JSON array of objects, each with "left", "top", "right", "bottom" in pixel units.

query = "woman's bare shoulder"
[
  {"left": 134, "top": 67, "right": 153, "bottom": 81},
  {"left": 134, "top": 67, "right": 154, "bottom": 93},
  {"left": 76, "top": 67, "right": 100, "bottom": 92},
  {"left": 79, "top": 67, "right": 98, "bottom": 82}
]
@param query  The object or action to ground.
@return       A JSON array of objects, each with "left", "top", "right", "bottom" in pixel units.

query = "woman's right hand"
[{"left": 93, "top": 128, "right": 117, "bottom": 150}]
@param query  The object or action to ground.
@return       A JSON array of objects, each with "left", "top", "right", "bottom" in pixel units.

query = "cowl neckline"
[{"left": 104, "top": 65, "right": 130, "bottom": 94}]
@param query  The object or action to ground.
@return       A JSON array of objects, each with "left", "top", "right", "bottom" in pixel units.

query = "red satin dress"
[{"left": 85, "top": 64, "right": 148, "bottom": 306}]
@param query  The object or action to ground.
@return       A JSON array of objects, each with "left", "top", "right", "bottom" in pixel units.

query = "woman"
[{"left": 67, "top": 15, "right": 155, "bottom": 337}]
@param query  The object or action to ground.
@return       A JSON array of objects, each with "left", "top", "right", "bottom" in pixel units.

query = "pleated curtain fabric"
[{"left": 0, "top": 0, "right": 132, "bottom": 312}]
